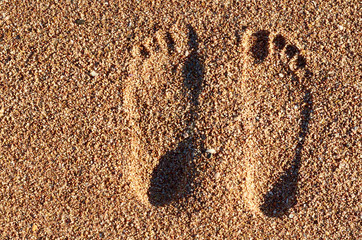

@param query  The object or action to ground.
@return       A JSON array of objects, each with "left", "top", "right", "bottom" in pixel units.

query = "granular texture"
[{"left": 0, "top": 0, "right": 360, "bottom": 239}]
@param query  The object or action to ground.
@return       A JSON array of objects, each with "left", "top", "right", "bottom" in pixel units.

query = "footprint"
[
  {"left": 240, "top": 30, "right": 313, "bottom": 217},
  {"left": 123, "top": 25, "right": 204, "bottom": 206}
]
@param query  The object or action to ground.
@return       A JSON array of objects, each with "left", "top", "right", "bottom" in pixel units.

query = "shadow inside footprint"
[
  {"left": 260, "top": 87, "right": 313, "bottom": 217},
  {"left": 183, "top": 24, "right": 204, "bottom": 106},
  {"left": 148, "top": 24, "right": 204, "bottom": 207},
  {"left": 251, "top": 30, "right": 270, "bottom": 63},
  {"left": 148, "top": 138, "right": 195, "bottom": 206}
]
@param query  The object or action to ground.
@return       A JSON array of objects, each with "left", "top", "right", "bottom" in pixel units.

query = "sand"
[{"left": 0, "top": 0, "right": 360, "bottom": 239}]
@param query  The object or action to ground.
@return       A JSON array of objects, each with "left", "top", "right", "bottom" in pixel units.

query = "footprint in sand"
[
  {"left": 240, "top": 30, "right": 313, "bottom": 217},
  {"left": 123, "top": 25, "right": 204, "bottom": 206}
]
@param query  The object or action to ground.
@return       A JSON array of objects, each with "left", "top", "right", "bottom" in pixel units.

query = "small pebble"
[
  {"left": 279, "top": 73, "right": 284, "bottom": 78},
  {"left": 75, "top": 19, "right": 86, "bottom": 25},
  {"left": 32, "top": 224, "right": 38, "bottom": 232},
  {"left": 289, "top": 213, "right": 294, "bottom": 218},
  {"left": 90, "top": 71, "right": 98, "bottom": 77},
  {"left": 206, "top": 149, "right": 216, "bottom": 154},
  {"left": 338, "top": 25, "right": 344, "bottom": 30},
  {"left": 215, "top": 172, "right": 220, "bottom": 179}
]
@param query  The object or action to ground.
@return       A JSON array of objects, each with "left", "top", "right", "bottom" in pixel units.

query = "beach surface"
[{"left": 0, "top": 1, "right": 360, "bottom": 239}]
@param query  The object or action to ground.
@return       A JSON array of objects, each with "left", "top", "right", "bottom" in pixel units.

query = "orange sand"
[{"left": 0, "top": 1, "right": 360, "bottom": 239}]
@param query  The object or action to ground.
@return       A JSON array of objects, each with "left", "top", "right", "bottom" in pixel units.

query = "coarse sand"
[{"left": 0, "top": 0, "right": 361, "bottom": 239}]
